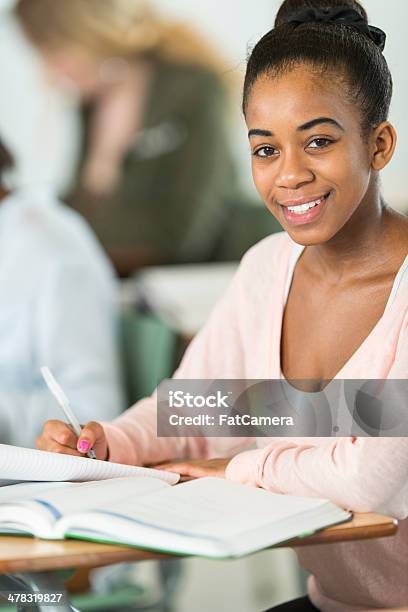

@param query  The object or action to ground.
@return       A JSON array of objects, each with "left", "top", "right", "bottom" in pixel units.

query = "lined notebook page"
[
  {"left": 93, "top": 477, "right": 335, "bottom": 538},
  {"left": 0, "top": 444, "right": 179, "bottom": 485}
]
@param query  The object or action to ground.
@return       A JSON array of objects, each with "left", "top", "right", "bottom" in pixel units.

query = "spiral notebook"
[{"left": 0, "top": 443, "right": 179, "bottom": 485}]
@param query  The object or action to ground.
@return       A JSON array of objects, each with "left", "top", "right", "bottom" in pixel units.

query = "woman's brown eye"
[
  {"left": 308, "top": 138, "right": 333, "bottom": 148},
  {"left": 254, "top": 146, "right": 275, "bottom": 157}
]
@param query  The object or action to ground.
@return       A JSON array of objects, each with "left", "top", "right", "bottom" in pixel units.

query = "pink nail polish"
[{"left": 78, "top": 440, "right": 90, "bottom": 452}]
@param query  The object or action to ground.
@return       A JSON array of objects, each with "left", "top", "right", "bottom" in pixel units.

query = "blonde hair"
[{"left": 15, "top": 0, "right": 230, "bottom": 80}]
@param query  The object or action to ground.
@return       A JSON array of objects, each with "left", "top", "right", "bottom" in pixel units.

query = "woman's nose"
[{"left": 275, "top": 150, "right": 314, "bottom": 190}]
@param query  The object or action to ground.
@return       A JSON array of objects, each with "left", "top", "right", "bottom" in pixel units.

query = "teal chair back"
[{"left": 120, "top": 310, "right": 177, "bottom": 405}]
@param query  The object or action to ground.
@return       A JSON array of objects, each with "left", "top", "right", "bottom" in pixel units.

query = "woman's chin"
[{"left": 284, "top": 223, "right": 339, "bottom": 246}]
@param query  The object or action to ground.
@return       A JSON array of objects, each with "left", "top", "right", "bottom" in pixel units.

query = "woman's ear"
[{"left": 370, "top": 121, "right": 397, "bottom": 171}]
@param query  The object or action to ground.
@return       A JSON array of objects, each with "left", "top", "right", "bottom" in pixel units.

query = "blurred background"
[
  {"left": 1, "top": 0, "right": 407, "bottom": 211},
  {"left": 0, "top": 1, "right": 406, "bottom": 611}
]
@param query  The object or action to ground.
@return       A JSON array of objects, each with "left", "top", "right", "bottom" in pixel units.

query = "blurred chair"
[{"left": 120, "top": 310, "right": 177, "bottom": 404}]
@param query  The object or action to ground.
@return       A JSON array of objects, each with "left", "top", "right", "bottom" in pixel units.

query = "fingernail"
[{"left": 78, "top": 440, "right": 90, "bottom": 452}]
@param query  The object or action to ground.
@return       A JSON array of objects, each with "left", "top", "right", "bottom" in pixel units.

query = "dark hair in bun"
[
  {"left": 0, "top": 138, "right": 13, "bottom": 184},
  {"left": 243, "top": 0, "right": 392, "bottom": 137}
]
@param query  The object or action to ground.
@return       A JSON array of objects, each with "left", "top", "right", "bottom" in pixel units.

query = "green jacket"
[{"left": 69, "top": 60, "right": 239, "bottom": 266}]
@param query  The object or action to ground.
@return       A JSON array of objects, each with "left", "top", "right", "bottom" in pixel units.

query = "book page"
[
  {"left": 60, "top": 478, "right": 349, "bottom": 557},
  {"left": 20, "top": 478, "right": 169, "bottom": 516},
  {"left": 0, "top": 478, "right": 170, "bottom": 539},
  {"left": 74, "top": 477, "right": 331, "bottom": 539},
  {"left": 0, "top": 444, "right": 179, "bottom": 485}
]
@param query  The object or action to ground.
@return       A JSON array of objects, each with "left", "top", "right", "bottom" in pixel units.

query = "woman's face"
[
  {"left": 246, "top": 64, "right": 375, "bottom": 246},
  {"left": 41, "top": 45, "right": 111, "bottom": 99}
]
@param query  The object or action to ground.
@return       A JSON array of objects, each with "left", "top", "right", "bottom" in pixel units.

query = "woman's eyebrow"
[
  {"left": 248, "top": 117, "right": 344, "bottom": 138},
  {"left": 298, "top": 117, "right": 345, "bottom": 131},
  {"left": 248, "top": 128, "right": 273, "bottom": 138}
]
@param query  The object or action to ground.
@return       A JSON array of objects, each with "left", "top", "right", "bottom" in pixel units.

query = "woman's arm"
[
  {"left": 226, "top": 436, "right": 408, "bottom": 518},
  {"left": 103, "top": 256, "right": 255, "bottom": 466}
]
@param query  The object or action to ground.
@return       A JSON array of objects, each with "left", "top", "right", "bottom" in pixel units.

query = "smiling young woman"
[
  {"left": 247, "top": 79, "right": 403, "bottom": 386},
  {"left": 36, "top": 1, "right": 408, "bottom": 610}
]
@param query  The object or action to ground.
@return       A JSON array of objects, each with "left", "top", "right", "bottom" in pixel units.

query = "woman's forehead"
[{"left": 246, "top": 67, "right": 357, "bottom": 130}]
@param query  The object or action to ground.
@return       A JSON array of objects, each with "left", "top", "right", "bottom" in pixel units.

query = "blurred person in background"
[
  {"left": 15, "top": 0, "right": 244, "bottom": 277},
  {"left": 0, "top": 135, "right": 123, "bottom": 448}
]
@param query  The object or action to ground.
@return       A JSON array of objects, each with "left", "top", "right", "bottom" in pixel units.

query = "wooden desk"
[
  {"left": 285, "top": 511, "right": 397, "bottom": 547},
  {"left": 0, "top": 512, "right": 397, "bottom": 574},
  {"left": 0, "top": 538, "right": 167, "bottom": 574}
]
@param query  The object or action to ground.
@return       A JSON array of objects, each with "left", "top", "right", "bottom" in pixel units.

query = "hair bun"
[{"left": 284, "top": 5, "right": 386, "bottom": 50}]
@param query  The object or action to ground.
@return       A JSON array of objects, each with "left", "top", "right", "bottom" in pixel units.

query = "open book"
[
  {"left": 0, "top": 444, "right": 179, "bottom": 485},
  {"left": 0, "top": 476, "right": 351, "bottom": 558}
]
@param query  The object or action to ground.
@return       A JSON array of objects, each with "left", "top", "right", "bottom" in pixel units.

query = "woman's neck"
[{"left": 302, "top": 191, "right": 408, "bottom": 285}]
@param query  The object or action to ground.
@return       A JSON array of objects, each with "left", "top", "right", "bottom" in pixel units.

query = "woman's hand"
[
  {"left": 154, "top": 458, "right": 231, "bottom": 479},
  {"left": 36, "top": 420, "right": 109, "bottom": 461}
]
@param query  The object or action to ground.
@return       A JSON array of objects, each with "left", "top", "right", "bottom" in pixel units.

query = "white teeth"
[{"left": 287, "top": 196, "right": 325, "bottom": 214}]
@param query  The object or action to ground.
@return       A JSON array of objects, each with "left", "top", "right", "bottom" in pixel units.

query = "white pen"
[{"left": 41, "top": 366, "right": 97, "bottom": 459}]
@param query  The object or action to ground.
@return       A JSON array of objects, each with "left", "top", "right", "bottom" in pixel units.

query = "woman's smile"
[{"left": 279, "top": 191, "right": 332, "bottom": 226}]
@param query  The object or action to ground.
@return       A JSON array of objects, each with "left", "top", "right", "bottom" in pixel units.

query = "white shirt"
[{"left": 0, "top": 188, "right": 124, "bottom": 447}]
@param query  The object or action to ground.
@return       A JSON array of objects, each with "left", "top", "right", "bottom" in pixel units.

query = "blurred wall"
[
  {"left": 153, "top": 0, "right": 408, "bottom": 210},
  {"left": 0, "top": 0, "right": 407, "bottom": 209},
  {"left": 0, "top": 1, "right": 79, "bottom": 192}
]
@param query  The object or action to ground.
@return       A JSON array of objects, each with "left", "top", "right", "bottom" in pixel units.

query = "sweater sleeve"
[
  {"left": 226, "top": 437, "right": 408, "bottom": 518},
  {"left": 103, "top": 256, "right": 255, "bottom": 465},
  {"left": 226, "top": 328, "right": 408, "bottom": 519}
]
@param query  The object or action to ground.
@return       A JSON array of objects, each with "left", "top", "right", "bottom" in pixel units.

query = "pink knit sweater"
[{"left": 104, "top": 232, "right": 408, "bottom": 611}]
